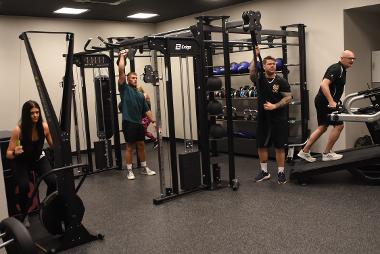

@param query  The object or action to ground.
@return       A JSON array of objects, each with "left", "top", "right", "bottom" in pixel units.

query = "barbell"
[{"left": 0, "top": 217, "right": 37, "bottom": 254}]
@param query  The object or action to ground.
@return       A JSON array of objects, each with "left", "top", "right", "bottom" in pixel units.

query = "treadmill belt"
[{"left": 290, "top": 145, "right": 380, "bottom": 176}]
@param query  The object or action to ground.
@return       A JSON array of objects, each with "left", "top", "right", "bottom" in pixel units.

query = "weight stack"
[
  {"left": 94, "top": 75, "right": 114, "bottom": 139},
  {"left": 94, "top": 140, "right": 113, "bottom": 170},
  {"left": 178, "top": 151, "right": 202, "bottom": 191}
]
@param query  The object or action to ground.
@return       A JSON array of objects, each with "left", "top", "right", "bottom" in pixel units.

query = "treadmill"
[{"left": 289, "top": 87, "right": 380, "bottom": 184}]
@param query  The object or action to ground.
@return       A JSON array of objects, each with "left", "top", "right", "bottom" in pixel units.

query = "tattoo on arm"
[{"left": 275, "top": 92, "right": 292, "bottom": 108}]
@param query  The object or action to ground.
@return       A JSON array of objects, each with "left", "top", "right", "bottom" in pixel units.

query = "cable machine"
[{"left": 73, "top": 50, "right": 122, "bottom": 173}]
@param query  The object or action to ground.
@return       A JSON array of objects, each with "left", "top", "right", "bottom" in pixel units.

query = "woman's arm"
[
  {"left": 43, "top": 122, "right": 53, "bottom": 148},
  {"left": 6, "top": 126, "right": 23, "bottom": 160}
]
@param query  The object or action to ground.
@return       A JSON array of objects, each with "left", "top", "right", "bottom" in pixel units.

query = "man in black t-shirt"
[
  {"left": 249, "top": 52, "right": 292, "bottom": 184},
  {"left": 298, "top": 50, "right": 355, "bottom": 162}
]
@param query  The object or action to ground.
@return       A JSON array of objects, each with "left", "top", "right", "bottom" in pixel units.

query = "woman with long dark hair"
[{"left": 6, "top": 100, "right": 56, "bottom": 226}]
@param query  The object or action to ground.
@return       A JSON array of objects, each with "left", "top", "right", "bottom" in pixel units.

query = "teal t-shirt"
[{"left": 119, "top": 83, "right": 149, "bottom": 124}]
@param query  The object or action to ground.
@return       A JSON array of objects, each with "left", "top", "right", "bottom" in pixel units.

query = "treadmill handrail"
[{"left": 330, "top": 111, "right": 380, "bottom": 122}]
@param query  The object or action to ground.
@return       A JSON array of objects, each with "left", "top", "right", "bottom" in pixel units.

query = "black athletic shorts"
[
  {"left": 314, "top": 98, "right": 343, "bottom": 126},
  {"left": 256, "top": 113, "right": 288, "bottom": 149},
  {"left": 122, "top": 120, "right": 145, "bottom": 143}
]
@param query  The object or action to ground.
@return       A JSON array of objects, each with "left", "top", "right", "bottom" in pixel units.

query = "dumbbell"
[
  {"left": 247, "top": 86, "right": 257, "bottom": 97},
  {"left": 0, "top": 217, "right": 37, "bottom": 254},
  {"left": 222, "top": 106, "right": 237, "bottom": 120},
  {"left": 243, "top": 108, "right": 252, "bottom": 120},
  {"left": 251, "top": 109, "right": 258, "bottom": 120},
  {"left": 234, "top": 87, "right": 242, "bottom": 98},
  {"left": 219, "top": 88, "right": 225, "bottom": 98},
  {"left": 230, "top": 88, "right": 236, "bottom": 98}
]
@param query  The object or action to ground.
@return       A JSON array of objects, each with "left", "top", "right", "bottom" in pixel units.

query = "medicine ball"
[
  {"left": 213, "top": 67, "right": 219, "bottom": 75},
  {"left": 209, "top": 124, "right": 227, "bottom": 139},
  {"left": 235, "top": 130, "right": 255, "bottom": 139},
  {"left": 230, "top": 62, "right": 239, "bottom": 74},
  {"left": 207, "top": 76, "right": 222, "bottom": 91},
  {"left": 238, "top": 61, "right": 250, "bottom": 73},
  {"left": 207, "top": 100, "right": 223, "bottom": 115},
  {"left": 275, "top": 58, "right": 284, "bottom": 71}
]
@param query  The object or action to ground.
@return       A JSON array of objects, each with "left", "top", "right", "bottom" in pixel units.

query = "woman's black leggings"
[{"left": 11, "top": 156, "right": 57, "bottom": 216}]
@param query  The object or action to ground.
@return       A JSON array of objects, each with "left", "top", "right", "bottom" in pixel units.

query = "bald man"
[{"left": 298, "top": 50, "right": 355, "bottom": 162}]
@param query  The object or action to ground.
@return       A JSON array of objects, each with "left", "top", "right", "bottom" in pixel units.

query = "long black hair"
[{"left": 20, "top": 100, "right": 44, "bottom": 142}]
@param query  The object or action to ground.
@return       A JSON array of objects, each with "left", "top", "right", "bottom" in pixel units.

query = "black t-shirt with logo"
[
  {"left": 315, "top": 62, "right": 346, "bottom": 106},
  {"left": 256, "top": 73, "right": 291, "bottom": 119}
]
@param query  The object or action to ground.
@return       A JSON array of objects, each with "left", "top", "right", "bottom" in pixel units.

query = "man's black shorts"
[
  {"left": 314, "top": 98, "right": 343, "bottom": 126},
  {"left": 122, "top": 120, "right": 145, "bottom": 143},
  {"left": 256, "top": 113, "right": 288, "bottom": 149}
]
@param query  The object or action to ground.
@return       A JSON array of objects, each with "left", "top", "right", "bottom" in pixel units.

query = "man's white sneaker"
[
  {"left": 297, "top": 149, "right": 316, "bottom": 162},
  {"left": 142, "top": 167, "right": 156, "bottom": 176},
  {"left": 127, "top": 170, "right": 136, "bottom": 180},
  {"left": 322, "top": 151, "right": 343, "bottom": 161}
]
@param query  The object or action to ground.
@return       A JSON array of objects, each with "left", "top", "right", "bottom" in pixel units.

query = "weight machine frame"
[
  {"left": 72, "top": 51, "right": 123, "bottom": 174},
  {"left": 83, "top": 35, "right": 218, "bottom": 204}
]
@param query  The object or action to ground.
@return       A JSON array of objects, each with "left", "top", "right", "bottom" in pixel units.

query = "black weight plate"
[
  {"left": 40, "top": 191, "right": 85, "bottom": 235},
  {"left": 1, "top": 217, "right": 36, "bottom": 254}
]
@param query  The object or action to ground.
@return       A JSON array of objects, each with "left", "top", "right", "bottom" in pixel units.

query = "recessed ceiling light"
[
  {"left": 127, "top": 13, "right": 158, "bottom": 19},
  {"left": 54, "top": 7, "right": 89, "bottom": 15}
]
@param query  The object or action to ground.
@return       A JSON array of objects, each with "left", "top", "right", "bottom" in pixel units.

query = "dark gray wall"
[{"left": 344, "top": 7, "right": 380, "bottom": 148}]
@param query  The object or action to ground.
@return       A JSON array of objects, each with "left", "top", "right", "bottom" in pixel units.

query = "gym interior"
[{"left": 1, "top": 0, "right": 380, "bottom": 253}]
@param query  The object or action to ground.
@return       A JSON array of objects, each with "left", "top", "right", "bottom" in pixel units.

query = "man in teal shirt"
[{"left": 118, "top": 50, "right": 156, "bottom": 180}]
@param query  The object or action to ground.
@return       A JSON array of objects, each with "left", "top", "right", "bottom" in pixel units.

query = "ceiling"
[{"left": 0, "top": 0, "right": 253, "bottom": 23}]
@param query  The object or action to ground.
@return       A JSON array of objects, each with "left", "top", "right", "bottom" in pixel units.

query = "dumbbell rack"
[{"left": 206, "top": 20, "right": 309, "bottom": 158}]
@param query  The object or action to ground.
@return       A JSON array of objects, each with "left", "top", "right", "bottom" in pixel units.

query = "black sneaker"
[
  {"left": 278, "top": 172, "right": 287, "bottom": 184},
  {"left": 255, "top": 170, "right": 271, "bottom": 182}
]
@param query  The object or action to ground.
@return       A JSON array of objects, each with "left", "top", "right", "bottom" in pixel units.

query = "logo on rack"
[{"left": 175, "top": 44, "right": 192, "bottom": 50}]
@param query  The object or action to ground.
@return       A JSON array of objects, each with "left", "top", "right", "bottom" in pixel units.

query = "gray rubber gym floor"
[{"left": 46, "top": 144, "right": 380, "bottom": 254}]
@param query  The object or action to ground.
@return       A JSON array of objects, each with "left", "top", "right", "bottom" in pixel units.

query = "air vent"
[{"left": 72, "top": 0, "right": 128, "bottom": 6}]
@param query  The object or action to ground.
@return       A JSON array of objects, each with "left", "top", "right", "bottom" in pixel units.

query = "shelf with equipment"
[{"left": 204, "top": 20, "right": 308, "bottom": 157}]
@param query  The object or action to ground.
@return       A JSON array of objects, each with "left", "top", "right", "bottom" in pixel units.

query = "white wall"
[{"left": 156, "top": 0, "right": 380, "bottom": 152}]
